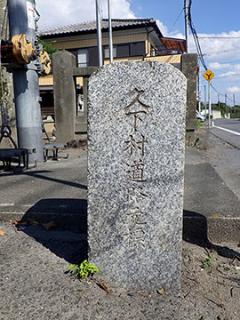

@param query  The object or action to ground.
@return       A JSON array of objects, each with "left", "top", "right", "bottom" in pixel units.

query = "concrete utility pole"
[
  {"left": 233, "top": 94, "right": 236, "bottom": 107},
  {"left": 208, "top": 80, "right": 212, "bottom": 128},
  {"left": 204, "top": 84, "right": 207, "bottom": 116},
  {"left": 7, "top": 0, "right": 43, "bottom": 163},
  {"left": 198, "top": 73, "right": 201, "bottom": 112},
  {"left": 225, "top": 93, "right": 228, "bottom": 107},
  {"left": 96, "top": 0, "right": 103, "bottom": 66},
  {"left": 184, "top": 0, "right": 190, "bottom": 52},
  {"left": 108, "top": 0, "right": 113, "bottom": 63}
]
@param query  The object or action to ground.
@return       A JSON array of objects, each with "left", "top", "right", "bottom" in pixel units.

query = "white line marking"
[
  {"left": 213, "top": 124, "right": 240, "bottom": 136},
  {"left": 0, "top": 204, "right": 32, "bottom": 207}
]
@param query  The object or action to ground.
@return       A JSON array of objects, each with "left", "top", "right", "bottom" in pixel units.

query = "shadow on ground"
[
  {"left": 0, "top": 169, "right": 88, "bottom": 190},
  {"left": 16, "top": 202, "right": 239, "bottom": 265},
  {"left": 17, "top": 198, "right": 88, "bottom": 264},
  {"left": 183, "top": 210, "right": 240, "bottom": 260}
]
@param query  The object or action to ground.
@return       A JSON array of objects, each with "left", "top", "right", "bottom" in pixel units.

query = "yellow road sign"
[{"left": 203, "top": 69, "right": 214, "bottom": 81}]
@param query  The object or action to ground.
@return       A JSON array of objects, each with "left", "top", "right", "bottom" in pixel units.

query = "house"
[{"left": 39, "top": 18, "right": 187, "bottom": 126}]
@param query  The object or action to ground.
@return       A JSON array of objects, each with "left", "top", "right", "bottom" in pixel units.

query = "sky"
[{"left": 36, "top": 0, "right": 240, "bottom": 105}]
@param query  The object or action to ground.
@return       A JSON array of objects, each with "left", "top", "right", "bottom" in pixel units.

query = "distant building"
[{"left": 39, "top": 18, "right": 186, "bottom": 120}]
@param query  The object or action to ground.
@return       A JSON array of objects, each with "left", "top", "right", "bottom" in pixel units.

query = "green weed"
[
  {"left": 201, "top": 255, "right": 214, "bottom": 270},
  {"left": 68, "top": 260, "right": 99, "bottom": 279}
]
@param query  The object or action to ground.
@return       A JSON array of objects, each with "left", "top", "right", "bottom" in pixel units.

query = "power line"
[
  {"left": 171, "top": 8, "right": 184, "bottom": 29},
  {"left": 210, "top": 47, "right": 240, "bottom": 54},
  {"left": 188, "top": 0, "right": 207, "bottom": 70},
  {"left": 199, "top": 36, "right": 240, "bottom": 39},
  {"left": 186, "top": 1, "right": 237, "bottom": 102},
  {"left": 187, "top": 1, "right": 235, "bottom": 101},
  {"left": 210, "top": 83, "right": 234, "bottom": 103}
]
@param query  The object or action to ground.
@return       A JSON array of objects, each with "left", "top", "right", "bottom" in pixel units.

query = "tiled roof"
[
  {"left": 160, "top": 37, "right": 187, "bottom": 53},
  {"left": 40, "top": 18, "right": 160, "bottom": 37}
]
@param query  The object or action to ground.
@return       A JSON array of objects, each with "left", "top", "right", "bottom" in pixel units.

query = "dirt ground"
[{"left": 0, "top": 222, "right": 239, "bottom": 320}]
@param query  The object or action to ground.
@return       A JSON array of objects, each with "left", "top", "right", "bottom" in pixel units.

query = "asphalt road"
[
  {"left": 212, "top": 118, "right": 240, "bottom": 148},
  {"left": 214, "top": 118, "right": 240, "bottom": 133},
  {"left": 0, "top": 148, "right": 88, "bottom": 225}
]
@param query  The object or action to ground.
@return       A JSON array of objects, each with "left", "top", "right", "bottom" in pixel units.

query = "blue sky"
[
  {"left": 37, "top": 0, "right": 240, "bottom": 104},
  {"left": 130, "top": 0, "right": 240, "bottom": 105},
  {"left": 131, "top": 0, "right": 240, "bottom": 34}
]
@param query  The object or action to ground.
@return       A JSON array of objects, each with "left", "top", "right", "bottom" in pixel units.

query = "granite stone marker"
[{"left": 88, "top": 62, "right": 187, "bottom": 291}]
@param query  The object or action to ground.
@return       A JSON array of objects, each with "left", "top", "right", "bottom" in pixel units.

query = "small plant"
[
  {"left": 195, "top": 119, "right": 204, "bottom": 129},
  {"left": 68, "top": 260, "right": 99, "bottom": 279},
  {"left": 201, "top": 255, "right": 214, "bottom": 270}
]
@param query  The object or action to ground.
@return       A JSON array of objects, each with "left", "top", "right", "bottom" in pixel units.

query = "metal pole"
[
  {"left": 208, "top": 80, "right": 212, "bottom": 127},
  {"left": 204, "top": 84, "right": 207, "bottom": 116},
  {"left": 7, "top": 0, "right": 43, "bottom": 163},
  {"left": 225, "top": 94, "right": 228, "bottom": 107},
  {"left": 96, "top": 0, "right": 103, "bottom": 66},
  {"left": 198, "top": 73, "right": 201, "bottom": 112},
  {"left": 233, "top": 94, "right": 236, "bottom": 107},
  {"left": 108, "top": 0, "right": 113, "bottom": 63},
  {"left": 184, "top": 0, "right": 190, "bottom": 52}
]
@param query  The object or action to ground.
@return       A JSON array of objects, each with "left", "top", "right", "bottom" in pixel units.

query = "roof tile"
[{"left": 40, "top": 18, "right": 156, "bottom": 37}]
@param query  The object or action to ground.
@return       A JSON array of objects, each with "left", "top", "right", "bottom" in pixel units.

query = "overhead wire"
[
  {"left": 199, "top": 36, "right": 240, "bottom": 39},
  {"left": 188, "top": 0, "right": 207, "bottom": 70},
  {"left": 171, "top": 8, "right": 184, "bottom": 29},
  {"left": 210, "top": 83, "right": 234, "bottom": 103},
  {"left": 187, "top": 0, "right": 235, "bottom": 103}
]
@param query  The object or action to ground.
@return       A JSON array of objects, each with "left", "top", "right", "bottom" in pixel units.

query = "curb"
[
  {"left": 0, "top": 210, "right": 239, "bottom": 244},
  {"left": 210, "top": 128, "right": 240, "bottom": 150},
  {"left": 183, "top": 215, "right": 240, "bottom": 244}
]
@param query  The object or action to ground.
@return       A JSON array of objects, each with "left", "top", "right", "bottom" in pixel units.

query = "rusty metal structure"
[{"left": 0, "top": 0, "right": 50, "bottom": 165}]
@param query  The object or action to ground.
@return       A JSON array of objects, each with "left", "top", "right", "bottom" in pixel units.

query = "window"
[
  {"left": 77, "top": 42, "right": 145, "bottom": 66},
  {"left": 130, "top": 42, "right": 145, "bottom": 56},
  {"left": 103, "top": 42, "right": 145, "bottom": 59},
  {"left": 104, "top": 47, "right": 117, "bottom": 59},
  {"left": 117, "top": 44, "right": 130, "bottom": 58},
  {"left": 77, "top": 47, "right": 100, "bottom": 67},
  {"left": 88, "top": 47, "right": 99, "bottom": 66},
  {"left": 78, "top": 49, "right": 88, "bottom": 67}
]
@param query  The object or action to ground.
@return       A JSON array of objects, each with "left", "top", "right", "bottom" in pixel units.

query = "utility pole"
[
  {"left": 204, "top": 84, "right": 207, "bottom": 116},
  {"left": 96, "top": 0, "right": 103, "bottom": 66},
  {"left": 233, "top": 94, "right": 236, "bottom": 107},
  {"left": 184, "top": 0, "right": 190, "bottom": 52},
  {"left": 108, "top": 0, "right": 113, "bottom": 63},
  {"left": 197, "top": 72, "right": 201, "bottom": 112},
  {"left": 7, "top": 0, "right": 43, "bottom": 163},
  {"left": 225, "top": 94, "right": 228, "bottom": 107},
  {"left": 208, "top": 80, "right": 212, "bottom": 128}
]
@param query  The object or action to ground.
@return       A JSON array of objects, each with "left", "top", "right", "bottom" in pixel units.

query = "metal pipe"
[
  {"left": 198, "top": 72, "right": 201, "bottom": 112},
  {"left": 96, "top": 0, "right": 103, "bottom": 66},
  {"left": 7, "top": 0, "right": 43, "bottom": 163},
  {"left": 204, "top": 84, "right": 207, "bottom": 116},
  {"left": 108, "top": 0, "right": 113, "bottom": 63},
  {"left": 208, "top": 81, "right": 212, "bottom": 128},
  {"left": 184, "top": 0, "right": 190, "bottom": 53}
]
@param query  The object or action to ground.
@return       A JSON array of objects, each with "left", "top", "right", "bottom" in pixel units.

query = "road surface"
[{"left": 212, "top": 118, "right": 240, "bottom": 148}]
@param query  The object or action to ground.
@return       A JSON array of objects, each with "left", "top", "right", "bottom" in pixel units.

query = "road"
[
  {"left": 0, "top": 148, "right": 87, "bottom": 228},
  {"left": 212, "top": 118, "right": 240, "bottom": 148}
]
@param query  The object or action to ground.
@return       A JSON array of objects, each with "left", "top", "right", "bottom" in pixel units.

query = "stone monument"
[{"left": 88, "top": 62, "right": 187, "bottom": 292}]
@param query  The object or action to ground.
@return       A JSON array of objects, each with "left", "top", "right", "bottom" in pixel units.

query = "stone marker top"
[{"left": 88, "top": 61, "right": 187, "bottom": 291}]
